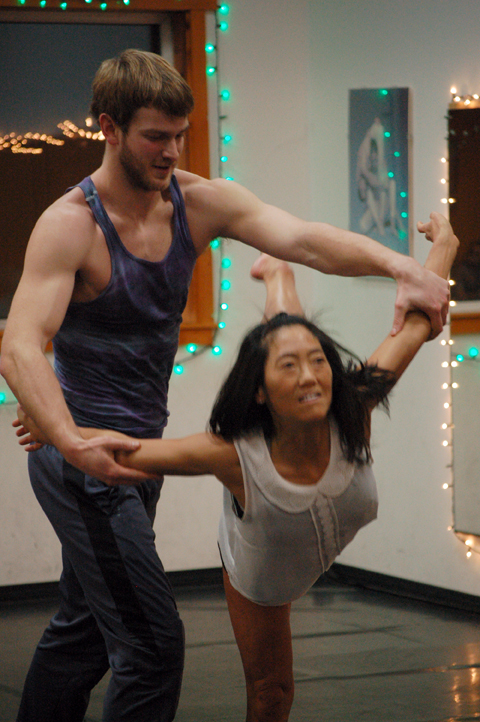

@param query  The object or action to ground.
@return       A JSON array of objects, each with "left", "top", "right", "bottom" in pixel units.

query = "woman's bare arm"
[
  {"left": 367, "top": 212, "right": 458, "bottom": 390},
  {"left": 14, "top": 406, "right": 244, "bottom": 501}
]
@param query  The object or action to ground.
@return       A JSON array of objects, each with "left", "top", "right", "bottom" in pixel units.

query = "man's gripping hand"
[
  {"left": 13, "top": 404, "right": 152, "bottom": 485},
  {"left": 391, "top": 213, "right": 452, "bottom": 339}
]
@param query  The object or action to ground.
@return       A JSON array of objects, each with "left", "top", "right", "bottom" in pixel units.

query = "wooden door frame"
[{"left": 0, "top": 0, "right": 217, "bottom": 347}]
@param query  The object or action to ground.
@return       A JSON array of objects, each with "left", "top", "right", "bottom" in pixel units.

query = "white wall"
[
  {"left": 3, "top": 0, "right": 480, "bottom": 596},
  {"left": 303, "top": 0, "right": 480, "bottom": 594}
]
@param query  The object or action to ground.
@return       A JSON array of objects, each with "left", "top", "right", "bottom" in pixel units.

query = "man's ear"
[
  {"left": 99, "top": 113, "right": 121, "bottom": 146},
  {"left": 255, "top": 386, "right": 266, "bottom": 405}
]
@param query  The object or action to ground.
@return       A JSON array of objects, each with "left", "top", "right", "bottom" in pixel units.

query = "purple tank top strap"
[{"left": 74, "top": 176, "right": 119, "bottom": 255}]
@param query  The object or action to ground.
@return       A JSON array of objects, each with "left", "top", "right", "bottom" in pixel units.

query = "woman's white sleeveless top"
[{"left": 218, "top": 423, "right": 378, "bottom": 606}]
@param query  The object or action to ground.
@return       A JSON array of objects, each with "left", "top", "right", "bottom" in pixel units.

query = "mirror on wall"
[{"left": 448, "top": 99, "right": 480, "bottom": 535}]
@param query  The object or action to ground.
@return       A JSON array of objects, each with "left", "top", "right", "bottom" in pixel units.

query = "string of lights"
[
  {"left": 439, "top": 89, "right": 480, "bottom": 558},
  {"left": 15, "top": 0, "right": 130, "bottom": 10},
  {"left": 173, "top": 2, "right": 232, "bottom": 375},
  {"left": 0, "top": 5, "right": 232, "bottom": 400}
]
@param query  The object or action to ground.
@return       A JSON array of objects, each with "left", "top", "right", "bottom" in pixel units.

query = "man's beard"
[{"left": 119, "top": 143, "right": 167, "bottom": 192}]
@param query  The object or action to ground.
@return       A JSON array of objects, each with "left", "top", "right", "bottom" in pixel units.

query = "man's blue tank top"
[{"left": 53, "top": 175, "right": 197, "bottom": 438}]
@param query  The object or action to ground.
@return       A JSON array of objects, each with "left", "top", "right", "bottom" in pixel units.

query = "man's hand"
[
  {"left": 13, "top": 403, "right": 152, "bottom": 485},
  {"left": 13, "top": 404, "right": 47, "bottom": 451},
  {"left": 64, "top": 435, "right": 153, "bottom": 486},
  {"left": 391, "top": 213, "right": 452, "bottom": 339}
]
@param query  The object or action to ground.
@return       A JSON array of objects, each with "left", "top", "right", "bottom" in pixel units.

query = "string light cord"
[{"left": 172, "top": 3, "right": 232, "bottom": 375}]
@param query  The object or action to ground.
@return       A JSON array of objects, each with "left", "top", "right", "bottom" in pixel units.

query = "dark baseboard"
[
  {"left": 0, "top": 567, "right": 225, "bottom": 605},
  {"left": 324, "top": 562, "right": 480, "bottom": 615},
  {"left": 167, "top": 567, "right": 224, "bottom": 592},
  {"left": 0, "top": 580, "right": 60, "bottom": 604},
  {"left": 1, "top": 564, "right": 480, "bottom": 615}
]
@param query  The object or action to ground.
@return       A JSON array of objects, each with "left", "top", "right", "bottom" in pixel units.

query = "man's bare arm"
[
  {"left": 0, "top": 201, "right": 148, "bottom": 483},
  {"left": 183, "top": 174, "right": 449, "bottom": 338}
]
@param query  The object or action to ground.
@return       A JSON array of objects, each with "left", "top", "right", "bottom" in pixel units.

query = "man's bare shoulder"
[
  {"left": 175, "top": 170, "right": 260, "bottom": 215},
  {"left": 175, "top": 169, "right": 223, "bottom": 202},
  {"left": 30, "top": 187, "right": 97, "bottom": 251}
]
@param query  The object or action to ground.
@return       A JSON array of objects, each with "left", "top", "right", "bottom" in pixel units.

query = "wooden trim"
[
  {"left": 0, "top": 0, "right": 217, "bottom": 10},
  {"left": 0, "top": 3, "right": 216, "bottom": 352},
  {"left": 179, "top": 8, "right": 214, "bottom": 345},
  {"left": 0, "top": 328, "right": 217, "bottom": 351},
  {"left": 451, "top": 313, "right": 480, "bottom": 335}
]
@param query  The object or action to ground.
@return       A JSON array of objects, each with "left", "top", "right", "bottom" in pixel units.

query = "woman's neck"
[{"left": 269, "top": 417, "right": 331, "bottom": 485}]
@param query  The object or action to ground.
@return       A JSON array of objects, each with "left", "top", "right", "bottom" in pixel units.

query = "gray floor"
[{"left": 2, "top": 579, "right": 480, "bottom": 721}]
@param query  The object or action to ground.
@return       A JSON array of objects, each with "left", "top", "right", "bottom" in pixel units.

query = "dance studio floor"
[{"left": 1, "top": 572, "right": 480, "bottom": 721}]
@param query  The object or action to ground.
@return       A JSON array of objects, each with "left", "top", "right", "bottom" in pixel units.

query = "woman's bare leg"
[
  {"left": 223, "top": 569, "right": 294, "bottom": 722},
  {"left": 250, "top": 254, "right": 304, "bottom": 320}
]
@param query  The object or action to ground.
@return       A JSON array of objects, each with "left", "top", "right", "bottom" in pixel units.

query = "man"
[{"left": 0, "top": 50, "right": 449, "bottom": 722}]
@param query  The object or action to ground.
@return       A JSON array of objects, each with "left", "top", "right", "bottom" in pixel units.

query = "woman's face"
[{"left": 257, "top": 324, "right": 333, "bottom": 428}]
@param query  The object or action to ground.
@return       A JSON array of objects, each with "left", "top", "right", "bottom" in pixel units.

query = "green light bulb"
[
  {"left": 210, "top": 238, "right": 221, "bottom": 249},
  {"left": 380, "top": 89, "right": 388, "bottom": 96},
  {"left": 219, "top": 21, "right": 229, "bottom": 32},
  {"left": 60, "top": 1, "right": 67, "bottom": 8},
  {"left": 394, "top": 151, "right": 400, "bottom": 157},
  {"left": 218, "top": 4, "right": 229, "bottom": 15},
  {"left": 205, "top": 43, "right": 215, "bottom": 54},
  {"left": 212, "top": 346, "right": 222, "bottom": 356},
  {"left": 206, "top": 66, "right": 216, "bottom": 76},
  {"left": 400, "top": 191, "right": 407, "bottom": 198},
  {"left": 220, "top": 89, "right": 231, "bottom": 101},
  {"left": 223, "top": 134, "right": 232, "bottom": 144},
  {"left": 456, "top": 354, "right": 464, "bottom": 362},
  {"left": 174, "top": 365, "right": 184, "bottom": 375},
  {"left": 469, "top": 347, "right": 479, "bottom": 358},
  {"left": 0, "top": 392, "right": 6, "bottom": 404},
  {"left": 401, "top": 212, "right": 408, "bottom": 219},
  {"left": 388, "top": 171, "right": 394, "bottom": 178},
  {"left": 40, "top": 0, "right": 47, "bottom": 6},
  {"left": 221, "top": 258, "right": 231, "bottom": 269},
  {"left": 225, "top": 177, "right": 234, "bottom": 181},
  {"left": 220, "top": 155, "right": 228, "bottom": 163},
  {"left": 100, "top": 2, "right": 107, "bottom": 8},
  {"left": 221, "top": 280, "right": 231, "bottom": 291},
  {"left": 384, "top": 131, "right": 391, "bottom": 138},
  {"left": 218, "top": 321, "right": 226, "bottom": 329},
  {"left": 220, "top": 302, "right": 228, "bottom": 311},
  {"left": 187, "top": 344, "right": 197, "bottom": 354}
]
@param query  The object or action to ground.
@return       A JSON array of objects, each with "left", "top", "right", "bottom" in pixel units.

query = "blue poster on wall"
[{"left": 349, "top": 87, "right": 410, "bottom": 255}]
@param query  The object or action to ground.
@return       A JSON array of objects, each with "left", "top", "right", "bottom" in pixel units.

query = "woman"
[{"left": 16, "top": 213, "right": 458, "bottom": 722}]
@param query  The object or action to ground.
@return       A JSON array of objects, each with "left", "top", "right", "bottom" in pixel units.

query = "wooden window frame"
[
  {"left": 0, "top": 0, "right": 217, "bottom": 349},
  {"left": 451, "top": 313, "right": 480, "bottom": 335}
]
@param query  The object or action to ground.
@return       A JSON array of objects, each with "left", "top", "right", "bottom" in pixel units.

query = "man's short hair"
[{"left": 90, "top": 48, "right": 194, "bottom": 132}]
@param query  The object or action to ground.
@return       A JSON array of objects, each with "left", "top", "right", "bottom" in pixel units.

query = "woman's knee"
[{"left": 249, "top": 677, "right": 294, "bottom": 722}]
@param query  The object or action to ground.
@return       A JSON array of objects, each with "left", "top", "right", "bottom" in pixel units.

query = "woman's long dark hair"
[{"left": 209, "top": 313, "right": 395, "bottom": 464}]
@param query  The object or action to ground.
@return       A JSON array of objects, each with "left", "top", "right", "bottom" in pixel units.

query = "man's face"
[{"left": 119, "top": 107, "right": 189, "bottom": 192}]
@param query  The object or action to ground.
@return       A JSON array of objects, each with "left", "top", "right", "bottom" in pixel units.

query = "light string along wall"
[
  {"left": 439, "top": 85, "right": 480, "bottom": 560},
  {"left": 15, "top": 0, "right": 130, "bottom": 11},
  {"left": 173, "top": 2, "right": 232, "bottom": 376},
  {"left": 0, "top": 4, "right": 232, "bottom": 404}
]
